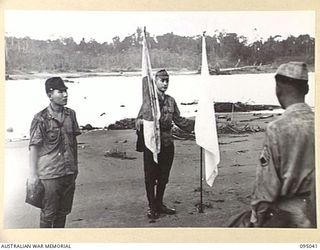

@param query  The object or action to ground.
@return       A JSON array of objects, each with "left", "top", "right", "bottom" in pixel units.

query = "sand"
[{"left": 3, "top": 112, "right": 279, "bottom": 228}]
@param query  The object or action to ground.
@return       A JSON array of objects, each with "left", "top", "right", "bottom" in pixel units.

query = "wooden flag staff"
[{"left": 199, "top": 147, "right": 204, "bottom": 213}]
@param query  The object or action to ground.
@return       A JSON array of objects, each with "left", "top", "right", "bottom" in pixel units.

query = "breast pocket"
[
  {"left": 163, "top": 106, "right": 174, "bottom": 116},
  {"left": 166, "top": 106, "right": 174, "bottom": 121},
  {"left": 167, "top": 106, "right": 174, "bottom": 114},
  {"left": 161, "top": 106, "right": 174, "bottom": 128},
  {"left": 46, "top": 128, "right": 60, "bottom": 144}
]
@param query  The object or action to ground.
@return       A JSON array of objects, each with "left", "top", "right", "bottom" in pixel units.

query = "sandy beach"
[{"left": 3, "top": 112, "right": 279, "bottom": 228}]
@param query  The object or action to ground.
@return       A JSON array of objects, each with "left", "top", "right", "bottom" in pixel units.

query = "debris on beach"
[
  {"left": 181, "top": 101, "right": 280, "bottom": 113},
  {"left": 217, "top": 121, "right": 264, "bottom": 134},
  {"left": 230, "top": 163, "right": 245, "bottom": 167},
  {"left": 104, "top": 149, "right": 136, "bottom": 160},
  {"left": 219, "top": 139, "right": 248, "bottom": 145},
  {"left": 181, "top": 100, "right": 198, "bottom": 105},
  {"left": 215, "top": 102, "right": 280, "bottom": 112},
  {"left": 107, "top": 118, "right": 136, "bottom": 130},
  {"left": 63, "top": 79, "right": 74, "bottom": 83},
  {"left": 80, "top": 124, "right": 103, "bottom": 131},
  {"left": 172, "top": 120, "right": 264, "bottom": 141},
  {"left": 212, "top": 199, "right": 225, "bottom": 203},
  {"left": 228, "top": 135, "right": 249, "bottom": 138},
  {"left": 82, "top": 124, "right": 94, "bottom": 130},
  {"left": 239, "top": 114, "right": 274, "bottom": 122},
  {"left": 114, "top": 139, "right": 128, "bottom": 143},
  {"left": 237, "top": 150, "right": 249, "bottom": 154}
]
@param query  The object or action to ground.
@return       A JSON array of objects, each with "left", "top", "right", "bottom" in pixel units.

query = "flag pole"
[
  {"left": 199, "top": 147, "right": 204, "bottom": 213},
  {"left": 198, "top": 31, "right": 205, "bottom": 214}
]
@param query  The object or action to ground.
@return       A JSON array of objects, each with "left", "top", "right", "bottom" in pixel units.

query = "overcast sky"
[{"left": 4, "top": 10, "right": 315, "bottom": 44}]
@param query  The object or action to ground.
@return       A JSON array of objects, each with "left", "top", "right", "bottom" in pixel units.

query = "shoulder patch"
[{"left": 259, "top": 145, "right": 270, "bottom": 167}]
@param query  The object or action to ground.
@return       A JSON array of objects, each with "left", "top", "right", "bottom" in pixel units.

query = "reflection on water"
[{"left": 5, "top": 72, "right": 315, "bottom": 140}]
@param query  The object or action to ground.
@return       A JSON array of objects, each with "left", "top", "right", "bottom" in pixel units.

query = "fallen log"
[{"left": 239, "top": 114, "right": 274, "bottom": 122}]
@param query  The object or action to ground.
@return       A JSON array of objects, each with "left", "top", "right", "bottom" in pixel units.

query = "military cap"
[
  {"left": 45, "top": 77, "right": 68, "bottom": 93},
  {"left": 275, "top": 62, "right": 308, "bottom": 81},
  {"left": 155, "top": 69, "right": 169, "bottom": 80}
]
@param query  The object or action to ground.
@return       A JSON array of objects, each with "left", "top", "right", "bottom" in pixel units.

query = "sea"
[{"left": 4, "top": 72, "right": 315, "bottom": 141}]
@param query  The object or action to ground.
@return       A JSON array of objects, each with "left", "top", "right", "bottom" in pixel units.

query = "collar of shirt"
[
  {"left": 284, "top": 103, "right": 312, "bottom": 115},
  {"left": 47, "top": 105, "right": 70, "bottom": 120},
  {"left": 158, "top": 92, "right": 165, "bottom": 100},
  {"left": 158, "top": 93, "right": 169, "bottom": 105}
]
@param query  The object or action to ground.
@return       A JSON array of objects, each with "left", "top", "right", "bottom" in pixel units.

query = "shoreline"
[
  {"left": 5, "top": 68, "right": 277, "bottom": 81},
  {"left": 6, "top": 70, "right": 197, "bottom": 81},
  {"left": 5, "top": 63, "right": 315, "bottom": 81}
]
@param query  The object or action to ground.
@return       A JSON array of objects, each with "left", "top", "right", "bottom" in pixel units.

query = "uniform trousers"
[
  {"left": 40, "top": 174, "right": 76, "bottom": 228},
  {"left": 143, "top": 143, "right": 174, "bottom": 210}
]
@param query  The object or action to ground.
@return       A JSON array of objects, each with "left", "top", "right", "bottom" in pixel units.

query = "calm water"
[{"left": 5, "top": 73, "right": 315, "bottom": 140}]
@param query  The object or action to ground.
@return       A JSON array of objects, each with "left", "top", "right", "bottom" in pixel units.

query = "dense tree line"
[{"left": 5, "top": 27, "right": 315, "bottom": 73}]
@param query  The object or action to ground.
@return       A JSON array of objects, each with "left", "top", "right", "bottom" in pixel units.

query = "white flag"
[
  {"left": 141, "top": 28, "right": 161, "bottom": 163},
  {"left": 195, "top": 33, "right": 220, "bottom": 186}
]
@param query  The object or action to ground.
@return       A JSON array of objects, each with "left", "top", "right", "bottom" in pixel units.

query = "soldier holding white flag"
[{"left": 136, "top": 69, "right": 195, "bottom": 220}]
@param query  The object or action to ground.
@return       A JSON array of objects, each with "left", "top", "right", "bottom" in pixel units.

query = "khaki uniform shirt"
[
  {"left": 251, "top": 103, "right": 315, "bottom": 226},
  {"left": 138, "top": 94, "right": 195, "bottom": 147},
  {"left": 29, "top": 105, "right": 81, "bottom": 179}
]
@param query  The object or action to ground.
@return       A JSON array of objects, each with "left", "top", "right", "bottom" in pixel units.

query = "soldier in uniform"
[
  {"left": 250, "top": 62, "right": 316, "bottom": 227},
  {"left": 29, "top": 77, "right": 81, "bottom": 228},
  {"left": 136, "top": 69, "right": 195, "bottom": 220}
]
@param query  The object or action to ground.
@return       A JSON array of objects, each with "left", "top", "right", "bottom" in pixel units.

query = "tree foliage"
[{"left": 5, "top": 29, "right": 315, "bottom": 74}]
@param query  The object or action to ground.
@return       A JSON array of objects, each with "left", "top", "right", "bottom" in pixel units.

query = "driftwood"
[
  {"left": 219, "top": 65, "right": 258, "bottom": 72},
  {"left": 219, "top": 139, "right": 248, "bottom": 145},
  {"left": 218, "top": 122, "right": 264, "bottom": 134},
  {"left": 239, "top": 114, "right": 274, "bottom": 122},
  {"left": 104, "top": 149, "right": 136, "bottom": 160}
]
